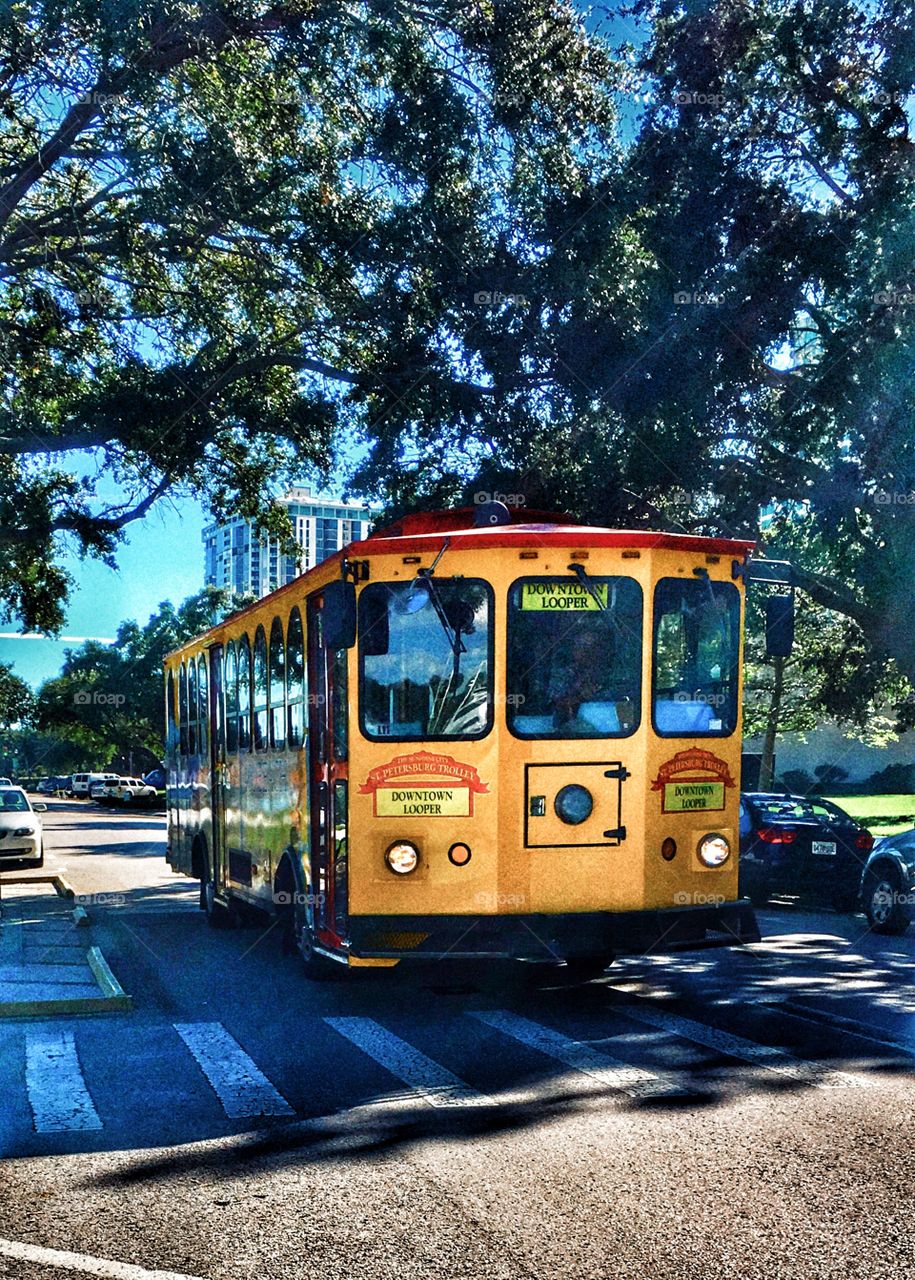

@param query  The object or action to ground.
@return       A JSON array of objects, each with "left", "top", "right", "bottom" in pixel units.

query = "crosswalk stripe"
[
  {"left": 471, "top": 1010, "right": 689, "bottom": 1099},
  {"left": 325, "top": 1016, "right": 493, "bottom": 1107},
  {"left": 0, "top": 1236, "right": 205, "bottom": 1280},
  {"left": 174, "top": 1023, "right": 294, "bottom": 1117},
  {"left": 24, "top": 1029, "right": 102, "bottom": 1132},
  {"left": 615, "top": 1001, "right": 871, "bottom": 1088}
]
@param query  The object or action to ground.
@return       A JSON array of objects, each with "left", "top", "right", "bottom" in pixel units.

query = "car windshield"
[
  {"left": 0, "top": 789, "right": 29, "bottom": 812},
  {"left": 359, "top": 578, "right": 492, "bottom": 739},
  {"left": 752, "top": 798, "right": 853, "bottom": 825}
]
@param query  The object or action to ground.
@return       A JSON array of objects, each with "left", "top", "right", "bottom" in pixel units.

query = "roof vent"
[{"left": 474, "top": 500, "right": 512, "bottom": 528}]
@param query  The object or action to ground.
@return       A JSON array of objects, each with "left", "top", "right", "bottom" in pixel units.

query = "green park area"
[{"left": 824, "top": 794, "right": 915, "bottom": 838}]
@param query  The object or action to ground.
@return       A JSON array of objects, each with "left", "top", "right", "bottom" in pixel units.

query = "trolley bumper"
[{"left": 347, "top": 899, "right": 761, "bottom": 961}]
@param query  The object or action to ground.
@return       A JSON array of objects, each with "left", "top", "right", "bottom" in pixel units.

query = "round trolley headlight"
[
  {"left": 385, "top": 841, "right": 420, "bottom": 875},
  {"left": 697, "top": 833, "right": 731, "bottom": 867},
  {"left": 554, "top": 784, "right": 594, "bottom": 826}
]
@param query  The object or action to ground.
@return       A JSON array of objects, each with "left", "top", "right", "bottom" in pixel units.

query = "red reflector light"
[
  {"left": 856, "top": 833, "right": 874, "bottom": 851},
  {"left": 756, "top": 827, "right": 797, "bottom": 844}
]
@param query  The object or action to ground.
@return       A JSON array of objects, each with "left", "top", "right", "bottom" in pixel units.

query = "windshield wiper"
[{"left": 413, "top": 538, "right": 466, "bottom": 683}]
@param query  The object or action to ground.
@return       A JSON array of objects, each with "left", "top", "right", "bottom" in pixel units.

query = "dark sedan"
[{"left": 739, "top": 792, "right": 874, "bottom": 911}]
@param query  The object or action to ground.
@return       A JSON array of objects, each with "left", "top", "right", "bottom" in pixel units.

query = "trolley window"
[
  {"left": 287, "top": 607, "right": 305, "bottom": 749},
  {"left": 253, "top": 625, "right": 268, "bottom": 751},
  {"left": 507, "top": 576, "right": 642, "bottom": 738},
  {"left": 237, "top": 634, "right": 252, "bottom": 751},
  {"left": 178, "top": 662, "right": 188, "bottom": 756},
  {"left": 225, "top": 641, "right": 238, "bottom": 755},
  {"left": 187, "top": 658, "right": 198, "bottom": 756},
  {"left": 652, "top": 578, "right": 740, "bottom": 736},
  {"left": 197, "top": 654, "right": 208, "bottom": 755},
  {"left": 269, "top": 617, "right": 286, "bottom": 749},
  {"left": 359, "top": 578, "right": 493, "bottom": 740}
]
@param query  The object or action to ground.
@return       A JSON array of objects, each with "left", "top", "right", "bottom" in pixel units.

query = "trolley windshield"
[
  {"left": 359, "top": 578, "right": 493, "bottom": 740},
  {"left": 506, "top": 576, "right": 643, "bottom": 738},
  {"left": 652, "top": 578, "right": 741, "bottom": 735}
]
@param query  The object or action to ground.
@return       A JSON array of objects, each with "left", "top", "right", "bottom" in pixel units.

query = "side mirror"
[
  {"left": 32, "top": 802, "right": 47, "bottom": 812},
  {"left": 321, "top": 580, "right": 357, "bottom": 649},
  {"left": 765, "top": 593, "right": 795, "bottom": 659}
]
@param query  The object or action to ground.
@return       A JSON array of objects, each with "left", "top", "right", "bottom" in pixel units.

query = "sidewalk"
[{"left": 0, "top": 876, "right": 131, "bottom": 1017}]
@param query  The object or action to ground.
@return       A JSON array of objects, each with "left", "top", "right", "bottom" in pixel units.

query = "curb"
[
  {"left": 0, "top": 873, "right": 76, "bottom": 899},
  {"left": 87, "top": 945, "right": 132, "bottom": 1011}
]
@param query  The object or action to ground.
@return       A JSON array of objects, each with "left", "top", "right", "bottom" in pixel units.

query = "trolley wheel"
[
  {"left": 200, "top": 863, "right": 236, "bottom": 929},
  {"left": 863, "top": 867, "right": 910, "bottom": 935},
  {"left": 520, "top": 955, "right": 613, "bottom": 986},
  {"left": 282, "top": 894, "right": 339, "bottom": 979}
]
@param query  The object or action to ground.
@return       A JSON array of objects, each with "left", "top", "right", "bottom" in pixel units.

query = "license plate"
[{"left": 812, "top": 841, "right": 836, "bottom": 856}]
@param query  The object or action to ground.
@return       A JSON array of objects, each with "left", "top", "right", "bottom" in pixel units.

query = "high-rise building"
[{"left": 202, "top": 486, "right": 376, "bottom": 599}]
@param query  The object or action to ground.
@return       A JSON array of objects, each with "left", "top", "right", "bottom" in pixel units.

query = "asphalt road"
[{"left": 1, "top": 802, "right": 914, "bottom": 1280}]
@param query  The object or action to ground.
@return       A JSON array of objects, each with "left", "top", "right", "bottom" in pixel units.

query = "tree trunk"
[{"left": 758, "top": 655, "right": 785, "bottom": 791}]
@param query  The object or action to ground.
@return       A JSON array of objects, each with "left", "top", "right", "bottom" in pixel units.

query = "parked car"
[
  {"left": 739, "top": 792, "right": 874, "bottom": 911},
  {"left": 0, "top": 785, "right": 47, "bottom": 869},
  {"left": 0, "top": 777, "right": 12, "bottom": 786},
  {"left": 88, "top": 774, "right": 124, "bottom": 802},
  {"left": 77, "top": 772, "right": 120, "bottom": 800},
  {"left": 109, "top": 777, "right": 157, "bottom": 805},
  {"left": 859, "top": 829, "right": 915, "bottom": 935},
  {"left": 143, "top": 767, "right": 165, "bottom": 792}
]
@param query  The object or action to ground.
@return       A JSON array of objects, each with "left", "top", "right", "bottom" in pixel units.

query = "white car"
[
  {"left": 0, "top": 786, "right": 46, "bottom": 868},
  {"left": 86, "top": 774, "right": 123, "bottom": 801},
  {"left": 108, "top": 778, "right": 157, "bottom": 804}
]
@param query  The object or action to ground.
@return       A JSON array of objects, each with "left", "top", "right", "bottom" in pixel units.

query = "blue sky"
[{"left": 0, "top": 495, "right": 207, "bottom": 688}]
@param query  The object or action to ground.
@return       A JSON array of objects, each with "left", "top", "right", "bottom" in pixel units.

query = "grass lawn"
[{"left": 824, "top": 793, "right": 915, "bottom": 837}]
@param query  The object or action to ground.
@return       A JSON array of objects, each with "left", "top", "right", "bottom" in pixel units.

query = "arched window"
[
  {"left": 287, "top": 607, "right": 305, "bottom": 749},
  {"left": 178, "top": 662, "right": 188, "bottom": 756},
  {"left": 187, "top": 657, "right": 198, "bottom": 756},
  {"left": 269, "top": 617, "right": 286, "bottom": 749},
  {"left": 166, "top": 670, "right": 178, "bottom": 759},
  {"left": 197, "top": 654, "right": 208, "bottom": 756},
  {"left": 225, "top": 642, "right": 238, "bottom": 755},
  {"left": 253, "top": 625, "right": 268, "bottom": 751},
  {"left": 237, "top": 634, "right": 252, "bottom": 751}
]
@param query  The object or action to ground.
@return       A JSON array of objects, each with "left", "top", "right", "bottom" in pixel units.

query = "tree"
[
  {"left": 0, "top": 0, "right": 619, "bottom": 630},
  {"left": 35, "top": 585, "right": 246, "bottom": 765}
]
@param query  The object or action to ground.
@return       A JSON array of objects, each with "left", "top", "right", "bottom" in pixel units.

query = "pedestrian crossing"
[{"left": 0, "top": 1002, "right": 874, "bottom": 1141}]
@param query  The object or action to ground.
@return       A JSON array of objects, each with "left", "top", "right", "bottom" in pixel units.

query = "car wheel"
[{"left": 863, "top": 867, "right": 910, "bottom": 935}]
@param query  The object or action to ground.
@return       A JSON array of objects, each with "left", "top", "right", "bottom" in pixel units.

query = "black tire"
[
  {"left": 863, "top": 867, "right": 910, "bottom": 935},
  {"left": 740, "top": 878, "right": 769, "bottom": 907},
  {"left": 520, "top": 955, "right": 613, "bottom": 986},
  {"left": 281, "top": 891, "right": 339, "bottom": 979},
  {"left": 200, "top": 859, "right": 235, "bottom": 929}
]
